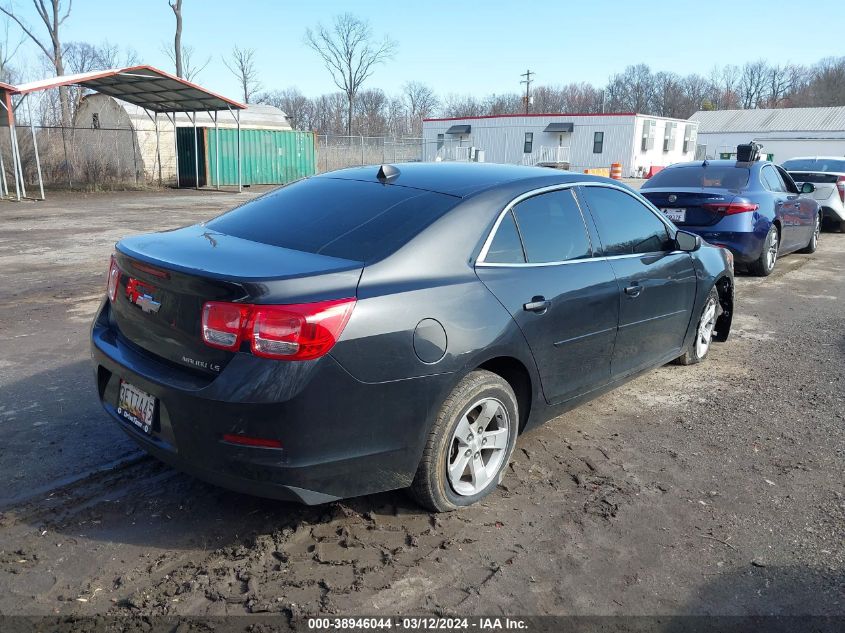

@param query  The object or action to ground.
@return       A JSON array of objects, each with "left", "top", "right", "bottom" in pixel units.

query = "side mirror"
[
  {"left": 675, "top": 230, "right": 702, "bottom": 252},
  {"left": 801, "top": 182, "right": 815, "bottom": 194}
]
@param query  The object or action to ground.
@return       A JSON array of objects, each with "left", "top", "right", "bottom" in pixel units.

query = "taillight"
[
  {"left": 202, "top": 302, "right": 250, "bottom": 351},
  {"left": 201, "top": 298, "right": 356, "bottom": 361},
  {"left": 107, "top": 255, "right": 120, "bottom": 302},
  {"left": 837, "top": 176, "right": 845, "bottom": 203},
  {"left": 702, "top": 200, "right": 759, "bottom": 215}
]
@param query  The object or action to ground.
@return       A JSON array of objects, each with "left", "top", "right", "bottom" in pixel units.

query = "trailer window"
[
  {"left": 593, "top": 132, "right": 604, "bottom": 154},
  {"left": 524, "top": 132, "right": 533, "bottom": 154}
]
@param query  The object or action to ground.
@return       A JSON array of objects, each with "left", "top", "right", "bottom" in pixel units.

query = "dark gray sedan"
[{"left": 91, "top": 163, "right": 734, "bottom": 511}]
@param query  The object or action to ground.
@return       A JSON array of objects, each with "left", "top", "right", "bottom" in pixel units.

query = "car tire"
[
  {"left": 748, "top": 224, "right": 779, "bottom": 276},
  {"left": 799, "top": 212, "right": 821, "bottom": 254},
  {"left": 410, "top": 370, "right": 519, "bottom": 512},
  {"left": 674, "top": 287, "right": 720, "bottom": 366}
]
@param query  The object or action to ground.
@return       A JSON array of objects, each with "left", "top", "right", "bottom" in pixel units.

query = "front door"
[
  {"left": 476, "top": 188, "right": 619, "bottom": 403},
  {"left": 577, "top": 184, "right": 698, "bottom": 376}
]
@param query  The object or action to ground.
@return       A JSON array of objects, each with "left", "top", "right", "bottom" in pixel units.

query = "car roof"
[{"left": 314, "top": 162, "right": 610, "bottom": 197}]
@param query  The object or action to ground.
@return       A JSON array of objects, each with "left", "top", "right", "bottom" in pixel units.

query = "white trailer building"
[
  {"left": 422, "top": 112, "right": 697, "bottom": 177},
  {"left": 690, "top": 106, "right": 845, "bottom": 163}
]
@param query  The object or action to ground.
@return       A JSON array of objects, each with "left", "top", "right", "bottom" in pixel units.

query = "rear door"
[
  {"left": 776, "top": 165, "right": 817, "bottom": 247},
  {"left": 762, "top": 165, "right": 801, "bottom": 249},
  {"left": 476, "top": 187, "right": 619, "bottom": 404},
  {"left": 578, "top": 184, "right": 697, "bottom": 377}
]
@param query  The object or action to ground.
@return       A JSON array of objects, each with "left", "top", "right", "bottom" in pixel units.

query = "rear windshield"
[
  {"left": 207, "top": 177, "right": 459, "bottom": 262},
  {"left": 642, "top": 165, "right": 750, "bottom": 190},
  {"left": 782, "top": 158, "right": 845, "bottom": 173}
]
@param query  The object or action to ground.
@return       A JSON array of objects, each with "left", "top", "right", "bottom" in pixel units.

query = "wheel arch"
[
  {"left": 475, "top": 356, "right": 534, "bottom": 433},
  {"left": 713, "top": 274, "right": 733, "bottom": 342}
]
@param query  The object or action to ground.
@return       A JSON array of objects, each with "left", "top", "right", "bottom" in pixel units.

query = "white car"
[{"left": 782, "top": 156, "right": 845, "bottom": 230}]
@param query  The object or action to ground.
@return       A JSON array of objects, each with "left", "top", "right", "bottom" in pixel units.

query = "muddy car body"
[{"left": 91, "top": 163, "right": 734, "bottom": 511}]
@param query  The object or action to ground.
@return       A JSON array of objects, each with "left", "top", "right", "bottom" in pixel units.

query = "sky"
[{"left": 7, "top": 0, "right": 845, "bottom": 102}]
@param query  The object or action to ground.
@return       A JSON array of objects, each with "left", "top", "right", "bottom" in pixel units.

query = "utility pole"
[{"left": 520, "top": 69, "right": 534, "bottom": 114}]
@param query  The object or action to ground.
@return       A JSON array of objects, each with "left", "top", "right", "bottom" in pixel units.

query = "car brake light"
[
  {"left": 837, "top": 176, "right": 845, "bottom": 203},
  {"left": 107, "top": 255, "right": 121, "bottom": 302},
  {"left": 702, "top": 201, "right": 759, "bottom": 215},
  {"left": 202, "top": 302, "right": 250, "bottom": 350},
  {"left": 200, "top": 298, "right": 356, "bottom": 360}
]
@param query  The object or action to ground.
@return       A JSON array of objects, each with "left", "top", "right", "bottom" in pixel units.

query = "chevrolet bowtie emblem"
[{"left": 135, "top": 293, "right": 161, "bottom": 314}]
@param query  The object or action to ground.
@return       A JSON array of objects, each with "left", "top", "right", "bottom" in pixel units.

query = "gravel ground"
[{"left": 0, "top": 188, "right": 842, "bottom": 620}]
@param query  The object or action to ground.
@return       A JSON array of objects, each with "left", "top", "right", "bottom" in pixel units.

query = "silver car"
[{"left": 783, "top": 156, "right": 845, "bottom": 230}]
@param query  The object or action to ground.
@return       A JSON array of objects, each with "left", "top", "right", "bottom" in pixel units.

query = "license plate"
[
  {"left": 117, "top": 380, "right": 156, "bottom": 434},
  {"left": 661, "top": 208, "right": 686, "bottom": 222}
]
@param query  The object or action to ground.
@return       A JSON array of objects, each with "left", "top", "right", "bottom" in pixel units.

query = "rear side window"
[
  {"left": 511, "top": 189, "right": 591, "bottom": 263},
  {"left": 580, "top": 186, "right": 671, "bottom": 256},
  {"left": 485, "top": 211, "right": 525, "bottom": 263},
  {"left": 642, "top": 165, "right": 750, "bottom": 189},
  {"left": 207, "top": 178, "right": 459, "bottom": 262},
  {"left": 761, "top": 166, "right": 785, "bottom": 192}
]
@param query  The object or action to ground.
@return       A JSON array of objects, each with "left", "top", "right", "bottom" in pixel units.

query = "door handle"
[
  {"left": 624, "top": 284, "right": 642, "bottom": 297},
  {"left": 523, "top": 296, "right": 551, "bottom": 313}
]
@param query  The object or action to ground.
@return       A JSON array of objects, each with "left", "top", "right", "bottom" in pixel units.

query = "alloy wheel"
[
  {"left": 447, "top": 397, "right": 510, "bottom": 496},
  {"left": 695, "top": 297, "right": 718, "bottom": 358},
  {"left": 766, "top": 229, "right": 779, "bottom": 271}
]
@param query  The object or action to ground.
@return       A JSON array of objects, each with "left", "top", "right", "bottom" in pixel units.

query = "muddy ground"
[{"left": 0, "top": 189, "right": 842, "bottom": 620}]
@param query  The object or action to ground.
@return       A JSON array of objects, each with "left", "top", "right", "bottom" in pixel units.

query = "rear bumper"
[
  {"left": 90, "top": 303, "right": 450, "bottom": 504},
  {"left": 689, "top": 229, "right": 767, "bottom": 264},
  {"left": 681, "top": 216, "right": 770, "bottom": 264}
]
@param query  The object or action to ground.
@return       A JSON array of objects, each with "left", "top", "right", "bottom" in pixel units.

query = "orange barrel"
[{"left": 609, "top": 162, "right": 622, "bottom": 180}]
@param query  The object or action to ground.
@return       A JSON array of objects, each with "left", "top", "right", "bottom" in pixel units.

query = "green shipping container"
[{"left": 203, "top": 129, "right": 316, "bottom": 186}]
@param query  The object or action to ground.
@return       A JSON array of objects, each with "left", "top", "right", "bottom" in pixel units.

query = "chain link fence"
[
  {"left": 315, "top": 135, "right": 425, "bottom": 173},
  {"left": 1, "top": 127, "right": 435, "bottom": 194},
  {"left": 1, "top": 125, "right": 171, "bottom": 192}
]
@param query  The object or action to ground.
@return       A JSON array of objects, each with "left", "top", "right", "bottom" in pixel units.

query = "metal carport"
[{"left": 2, "top": 65, "right": 246, "bottom": 201}]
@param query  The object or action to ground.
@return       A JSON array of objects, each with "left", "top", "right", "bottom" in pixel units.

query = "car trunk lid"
[
  {"left": 640, "top": 189, "right": 737, "bottom": 226},
  {"left": 110, "top": 225, "right": 363, "bottom": 376}
]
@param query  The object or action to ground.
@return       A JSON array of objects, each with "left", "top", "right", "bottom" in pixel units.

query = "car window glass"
[
  {"left": 782, "top": 158, "right": 845, "bottom": 173},
  {"left": 641, "top": 165, "right": 750, "bottom": 189},
  {"left": 761, "top": 166, "right": 785, "bottom": 192},
  {"left": 580, "top": 186, "right": 671, "bottom": 256},
  {"left": 775, "top": 166, "right": 798, "bottom": 193},
  {"left": 484, "top": 211, "right": 525, "bottom": 263},
  {"left": 207, "top": 177, "right": 459, "bottom": 263},
  {"left": 511, "top": 190, "right": 591, "bottom": 263}
]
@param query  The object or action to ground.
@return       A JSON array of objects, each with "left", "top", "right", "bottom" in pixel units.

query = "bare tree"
[
  {"left": 162, "top": 42, "right": 208, "bottom": 81},
  {"left": 257, "top": 87, "right": 311, "bottom": 130},
  {"left": 223, "top": 45, "right": 261, "bottom": 104},
  {"left": 803, "top": 57, "right": 845, "bottom": 107},
  {"left": 305, "top": 13, "right": 397, "bottom": 135},
  {"left": 402, "top": 81, "right": 437, "bottom": 135},
  {"left": 441, "top": 94, "right": 484, "bottom": 118},
  {"left": 168, "top": 0, "right": 182, "bottom": 77},
  {"left": 0, "top": 16, "right": 23, "bottom": 82},
  {"left": 740, "top": 60, "right": 768, "bottom": 108},
  {"left": 1, "top": 0, "right": 72, "bottom": 124}
]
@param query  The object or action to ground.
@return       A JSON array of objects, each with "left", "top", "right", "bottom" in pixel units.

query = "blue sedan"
[{"left": 641, "top": 160, "right": 821, "bottom": 276}]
